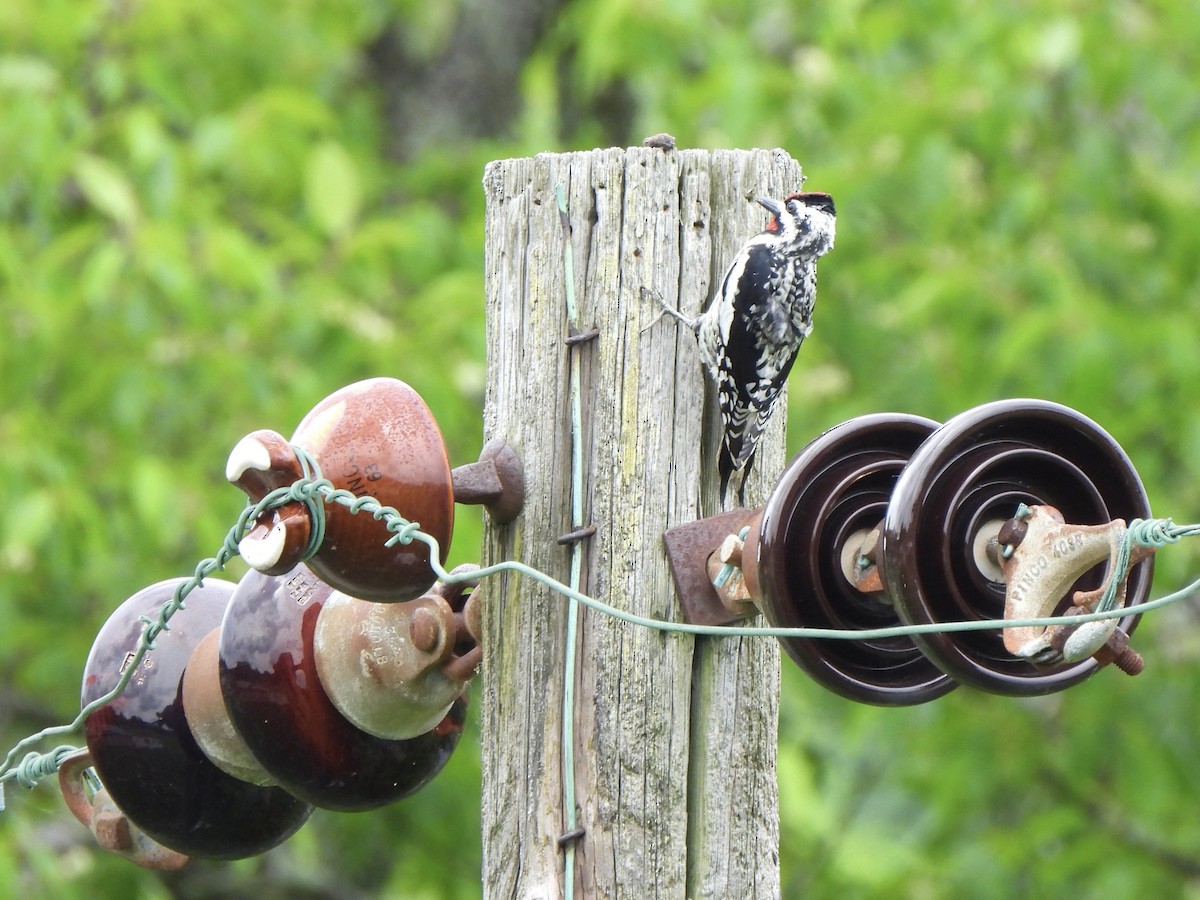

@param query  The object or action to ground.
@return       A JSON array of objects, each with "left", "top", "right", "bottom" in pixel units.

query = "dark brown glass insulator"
[
  {"left": 218, "top": 566, "right": 467, "bottom": 811},
  {"left": 82, "top": 578, "right": 311, "bottom": 859},
  {"left": 755, "top": 413, "right": 956, "bottom": 706},
  {"left": 882, "top": 399, "right": 1152, "bottom": 696}
]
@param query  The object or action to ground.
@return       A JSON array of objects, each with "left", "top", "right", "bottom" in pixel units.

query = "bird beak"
[{"left": 755, "top": 197, "right": 782, "bottom": 217}]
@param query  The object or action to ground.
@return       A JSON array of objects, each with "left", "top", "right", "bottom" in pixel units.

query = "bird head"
[{"left": 757, "top": 192, "right": 836, "bottom": 257}]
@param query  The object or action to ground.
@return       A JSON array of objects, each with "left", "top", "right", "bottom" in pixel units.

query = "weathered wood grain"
[{"left": 481, "top": 147, "right": 803, "bottom": 899}]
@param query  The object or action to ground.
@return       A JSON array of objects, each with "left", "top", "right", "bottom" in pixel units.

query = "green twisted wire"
[{"left": 4, "top": 458, "right": 1200, "bottom": 802}]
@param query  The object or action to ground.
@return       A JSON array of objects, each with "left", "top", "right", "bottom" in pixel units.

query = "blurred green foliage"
[{"left": 2, "top": 0, "right": 1200, "bottom": 896}]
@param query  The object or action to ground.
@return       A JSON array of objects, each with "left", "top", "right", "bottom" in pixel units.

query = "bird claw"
[
  {"left": 639, "top": 286, "right": 695, "bottom": 331},
  {"left": 641, "top": 309, "right": 669, "bottom": 334}
]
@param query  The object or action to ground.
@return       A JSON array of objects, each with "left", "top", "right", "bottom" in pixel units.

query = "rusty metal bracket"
[
  {"left": 59, "top": 749, "right": 190, "bottom": 870},
  {"left": 999, "top": 504, "right": 1154, "bottom": 668},
  {"left": 662, "top": 509, "right": 760, "bottom": 627}
]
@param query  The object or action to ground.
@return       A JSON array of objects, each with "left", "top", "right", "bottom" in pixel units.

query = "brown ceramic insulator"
[
  {"left": 218, "top": 566, "right": 468, "bottom": 811},
  {"left": 81, "top": 579, "right": 311, "bottom": 860},
  {"left": 237, "top": 503, "right": 314, "bottom": 577},
  {"left": 755, "top": 413, "right": 956, "bottom": 706},
  {"left": 181, "top": 628, "right": 277, "bottom": 786},
  {"left": 228, "top": 378, "right": 455, "bottom": 602},
  {"left": 227, "top": 429, "right": 305, "bottom": 501},
  {"left": 882, "top": 399, "right": 1152, "bottom": 696}
]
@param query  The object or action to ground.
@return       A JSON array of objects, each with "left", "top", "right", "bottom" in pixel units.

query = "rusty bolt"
[
  {"left": 409, "top": 607, "right": 442, "bottom": 654},
  {"left": 1093, "top": 628, "right": 1145, "bottom": 676},
  {"left": 1111, "top": 647, "right": 1145, "bottom": 676},
  {"left": 996, "top": 517, "right": 1028, "bottom": 556},
  {"left": 717, "top": 533, "right": 744, "bottom": 569}
]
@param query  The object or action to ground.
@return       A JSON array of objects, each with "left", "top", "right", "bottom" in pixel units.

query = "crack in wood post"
[{"left": 482, "top": 148, "right": 799, "bottom": 899}]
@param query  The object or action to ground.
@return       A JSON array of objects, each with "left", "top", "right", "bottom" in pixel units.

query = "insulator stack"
[
  {"left": 75, "top": 578, "right": 312, "bottom": 862},
  {"left": 217, "top": 564, "right": 473, "bottom": 811},
  {"left": 60, "top": 378, "right": 520, "bottom": 866},
  {"left": 666, "top": 399, "right": 1154, "bottom": 701}
]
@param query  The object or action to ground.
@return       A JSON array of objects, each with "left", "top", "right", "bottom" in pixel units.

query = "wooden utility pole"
[{"left": 480, "top": 147, "right": 802, "bottom": 898}]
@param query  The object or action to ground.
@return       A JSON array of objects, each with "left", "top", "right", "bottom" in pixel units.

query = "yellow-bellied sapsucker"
[{"left": 654, "top": 191, "right": 837, "bottom": 505}]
